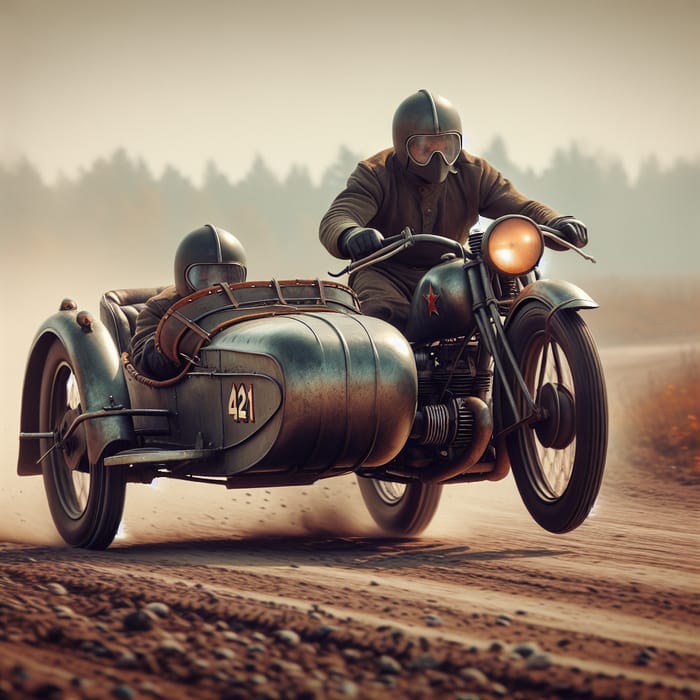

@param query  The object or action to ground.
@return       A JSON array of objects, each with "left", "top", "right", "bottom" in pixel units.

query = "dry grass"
[{"left": 622, "top": 349, "right": 700, "bottom": 484}]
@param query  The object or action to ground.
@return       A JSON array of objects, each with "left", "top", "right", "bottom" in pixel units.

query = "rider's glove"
[
  {"left": 549, "top": 216, "right": 588, "bottom": 248},
  {"left": 339, "top": 227, "right": 384, "bottom": 261}
]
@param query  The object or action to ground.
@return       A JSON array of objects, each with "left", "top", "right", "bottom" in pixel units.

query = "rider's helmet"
[
  {"left": 174, "top": 224, "right": 248, "bottom": 297},
  {"left": 392, "top": 89, "right": 463, "bottom": 184}
]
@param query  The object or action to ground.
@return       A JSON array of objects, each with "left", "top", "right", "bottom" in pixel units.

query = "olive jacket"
[{"left": 319, "top": 148, "right": 560, "bottom": 269}]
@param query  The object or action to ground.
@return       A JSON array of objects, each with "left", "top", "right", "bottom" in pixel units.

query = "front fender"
[
  {"left": 18, "top": 304, "right": 134, "bottom": 476},
  {"left": 507, "top": 278, "right": 598, "bottom": 322}
]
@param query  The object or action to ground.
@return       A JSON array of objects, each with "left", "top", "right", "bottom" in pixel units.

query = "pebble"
[
  {"left": 275, "top": 629, "right": 301, "bottom": 646},
  {"left": 341, "top": 648, "right": 363, "bottom": 662},
  {"left": 213, "top": 647, "right": 236, "bottom": 659},
  {"left": 116, "top": 651, "right": 138, "bottom": 669},
  {"left": 52, "top": 605, "right": 75, "bottom": 619},
  {"left": 511, "top": 641, "right": 540, "bottom": 658},
  {"left": 311, "top": 624, "right": 337, "bottom": 639},
  {"left": 46, "top": 582, "right": 68, "bottom": 596},
  {"left": 425, "top": 614, "right": 443, "bottom": 627},
  {"left": 636, "top": 646, "right": 657, "bottom": 664},
  {"left": 145, "top": 602, "right": 169, "bottom": 618},
  {"left": 526, "top": 653, "right": 553, "bottom": 670},
  {"left": 459, "top": 667, "right": 489, "bottom": 686},
  {"left": 157, "top": 639, "right": 185, "bottom": 655},
  {"left": 377, "top": 655, "right": 402, "bottom": 674},
  {"left": 270, "top": 659, "right": 303, "bottom": 675},
  {"left": 336, "top": 679, "right": 359, "bottom": 696},
  {"left": 122, "top": 609, "right": 154, "bottom": 632},
  {"left": 111, "top": 685, "right": 135, "bottom": 700},
  {"left": 407, "top": 653, "right": 440, "bottom": 670}
]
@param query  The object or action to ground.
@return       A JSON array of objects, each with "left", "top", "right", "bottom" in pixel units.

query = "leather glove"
[
  {"left": 339, "top": 227, "right": 384, "bottom": 260},
  {"left": 549, "top": 216, "right": 588, "bottom": 248}
]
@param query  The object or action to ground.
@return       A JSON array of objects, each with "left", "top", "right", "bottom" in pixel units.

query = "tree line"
[{"left": 2, "top": 141, "right": 698, "bottom": 293}]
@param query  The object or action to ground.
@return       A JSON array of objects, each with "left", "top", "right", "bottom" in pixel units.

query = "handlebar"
[
  {"left": 328, "top": 228, "right": 469, "bottom": 278},
  {"left": 328, "top": 223, "right": 595, "bottom": 278}
]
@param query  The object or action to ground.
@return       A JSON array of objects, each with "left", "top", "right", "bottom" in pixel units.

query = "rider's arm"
[
  {"left": 319, "top": 159, "right": 385, "bottom": 259},
  {"left": 130, "top": 289, "right": 182, "bottom": 379}
]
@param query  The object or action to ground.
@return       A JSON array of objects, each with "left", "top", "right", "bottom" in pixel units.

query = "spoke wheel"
[
  {"left": 503, "top": 303, "right": 607, "bottom": 533},
  {"left": 357, "top": 477, "right": 442, "bottom": 536},
  {"left": 39, "top": 340, "right": 126, "bottom": 549}
]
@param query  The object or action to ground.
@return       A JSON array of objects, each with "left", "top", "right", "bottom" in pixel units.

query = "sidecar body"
[{"left": 18, "top": 280, "right": 418, "bottom": 489}]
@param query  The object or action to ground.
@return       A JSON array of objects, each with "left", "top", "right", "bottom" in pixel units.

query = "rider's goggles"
[
  {"left": 406, "top": 132, "right": 462, "bottom": 167},
  {"left": 187, "top": 263, "right": 247, "bottom": 291}
]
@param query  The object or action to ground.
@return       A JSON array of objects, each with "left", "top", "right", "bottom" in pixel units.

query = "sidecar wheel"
[
  {"left": 357, "top": 477, "right": 442, "bottom": 536},
  {"left": 503, "top": 303, "right": 607, "bottom": 533},
  {"left": 39, "top": 340, "right": 126, "bottom": 549}
]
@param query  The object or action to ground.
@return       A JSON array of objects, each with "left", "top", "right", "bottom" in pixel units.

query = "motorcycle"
[
  {"left": 17, "top": 214, "right": 607, "bottom": 549},
  {"left": 338, "top": 215, "right": 608, "bottom": 536}
]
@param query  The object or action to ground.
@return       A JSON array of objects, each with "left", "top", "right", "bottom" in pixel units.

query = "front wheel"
[
  {"left": 357, "top": 477, "right": 442, "bottom": 536},
  {"left": 39, "top": 340, "right": 127, "bottom": 549},
  {"left": 501, "top": 303, "right": 608, "bottom": 533}
]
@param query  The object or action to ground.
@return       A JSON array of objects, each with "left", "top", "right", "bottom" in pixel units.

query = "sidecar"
[{"left": 17, "top": 279, "right": 418, "bottom": 549}]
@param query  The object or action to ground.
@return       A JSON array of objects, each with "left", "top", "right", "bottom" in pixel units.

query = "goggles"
[
  {"left": 406, "top": 132, "right": 462, "bottom": 167},
  {"left": 186, "top": 263, "right": 246, "bottom": 291}
]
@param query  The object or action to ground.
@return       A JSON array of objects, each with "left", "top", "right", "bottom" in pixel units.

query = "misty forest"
[{"left": 2, "top": 140, "right": 699, "bottom": 345}]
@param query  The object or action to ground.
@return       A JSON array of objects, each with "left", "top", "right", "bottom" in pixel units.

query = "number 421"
[{"left": 228, "top": 383, "right": 254, "bottom": 423}]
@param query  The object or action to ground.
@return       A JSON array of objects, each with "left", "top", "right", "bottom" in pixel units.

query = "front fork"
[{"left": 465, "top": 262, "right": 546, "bottom": 436}]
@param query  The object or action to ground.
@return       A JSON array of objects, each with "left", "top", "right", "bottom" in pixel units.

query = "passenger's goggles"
[
  {"left": 186, "top": 263, "right": 247, "bottom": 291},
  {"left": 407, "top": 132, "right": 462, "bottom": 166}
]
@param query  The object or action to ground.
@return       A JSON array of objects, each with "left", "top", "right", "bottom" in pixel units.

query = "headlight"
[{"left": 482, "top": 215, "right": 544, "bottom": 275}]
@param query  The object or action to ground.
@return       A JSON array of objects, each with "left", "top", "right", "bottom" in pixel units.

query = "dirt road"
[{"left": 1, "top": 343, "right": 699, "bottom": 699}]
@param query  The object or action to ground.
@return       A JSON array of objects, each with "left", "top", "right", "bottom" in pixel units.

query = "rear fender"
[{"left": 18, "top": 305, "right": 134, "bottom": 476}]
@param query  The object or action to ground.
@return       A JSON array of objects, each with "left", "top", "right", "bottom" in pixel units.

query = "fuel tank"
[
  {"left": 405, "top": 258, "right": 476, "bottom": 343},
  {"left": 128, "top": 309, "right": 417, "bottom": 479}
]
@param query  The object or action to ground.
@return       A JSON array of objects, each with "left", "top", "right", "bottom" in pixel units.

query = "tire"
[
  {"left": 502, "top": 303, "right": 607, "bottom": 533},
  {"left": 357, "top": 477, "right": 442, "bottom": 536},
  {"left": 39, "top": 340, "right": 126, "bottom": 549}
]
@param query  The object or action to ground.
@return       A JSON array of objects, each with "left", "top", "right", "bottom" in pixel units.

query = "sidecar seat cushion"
[{"left": 100, "top": 288, "right": 166, "bottom": 354}]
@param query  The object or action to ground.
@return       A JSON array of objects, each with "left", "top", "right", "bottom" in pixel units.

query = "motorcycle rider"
[
  {"left": 130, "top": 224, "right": 247, "bottom": 379},
  {"left": 319, "top": 89, "right": 588, "bottom": 332}
]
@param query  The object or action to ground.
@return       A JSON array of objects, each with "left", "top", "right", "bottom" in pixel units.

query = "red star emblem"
[{"left": 424, "top": 283, "right": 439, "bottom": 316}]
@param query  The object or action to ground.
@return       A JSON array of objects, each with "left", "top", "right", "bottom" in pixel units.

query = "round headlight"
[{"left": 483, "top": 216, "right": 544, "bottom": 275}]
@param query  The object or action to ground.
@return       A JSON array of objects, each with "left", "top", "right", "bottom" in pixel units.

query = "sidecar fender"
[
  {"left": 508, "top": 279, "right": 598, "bottom": 320},
  {"left": 18, "top": 305, "right": 134, "bottom": 476}
]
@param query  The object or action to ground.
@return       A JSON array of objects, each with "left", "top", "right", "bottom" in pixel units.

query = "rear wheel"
[
  {"left": 503, "top": 303, "right": 607, "bottom": 533},
  {"left": 39, "top": 341, "right": 126, "bottom": 549},
  {"left": 357, "top": 477, "right": 442, "bottom": 536}
]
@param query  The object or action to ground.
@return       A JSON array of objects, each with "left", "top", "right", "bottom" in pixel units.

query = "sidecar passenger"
[{"left": 124, "top": 225, "right": 247, "bottom": 380}]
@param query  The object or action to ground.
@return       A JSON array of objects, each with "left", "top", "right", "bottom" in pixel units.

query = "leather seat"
[{"left": 99, "top": 288, "right": 165, "bottom": 354}]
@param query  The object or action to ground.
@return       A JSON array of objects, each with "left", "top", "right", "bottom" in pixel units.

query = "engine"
[{"left": 403, "top": 339, "right": 493, "bottom": 467}]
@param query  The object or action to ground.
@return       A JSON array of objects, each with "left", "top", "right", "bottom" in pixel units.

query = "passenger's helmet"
[
  {"left": 174, "top": 224, "right": 247, "bottom": 297},
  {"left": 392, "top": 89, "right": 463, "bottom": 184}
]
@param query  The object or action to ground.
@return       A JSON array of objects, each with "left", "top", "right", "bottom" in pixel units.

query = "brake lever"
[{"left": 541, "top": 228, "right": 597, "bottom": 264}]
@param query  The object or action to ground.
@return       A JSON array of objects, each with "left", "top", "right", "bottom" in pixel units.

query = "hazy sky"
[{"left": 2, "top": 0, "right": 698, "bottom": 184}]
